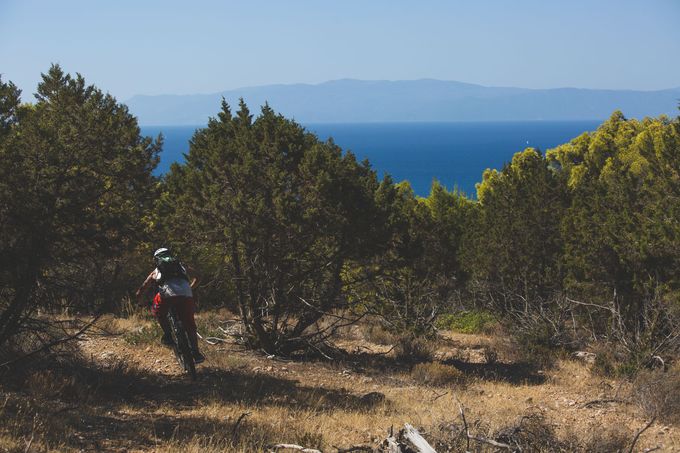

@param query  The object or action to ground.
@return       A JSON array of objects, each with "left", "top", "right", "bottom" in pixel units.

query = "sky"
[{"left": 1, "top": 0, "right": 679, "bottom": 101}]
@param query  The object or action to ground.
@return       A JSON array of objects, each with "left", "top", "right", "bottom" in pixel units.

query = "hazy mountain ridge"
[{"left": 126, "top": 79, "right": 680, "bottom": 125}]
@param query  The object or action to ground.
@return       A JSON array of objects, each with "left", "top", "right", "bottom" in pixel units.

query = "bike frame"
[{"left": 167, "top": 303, "right": 197, "bottom": 380}]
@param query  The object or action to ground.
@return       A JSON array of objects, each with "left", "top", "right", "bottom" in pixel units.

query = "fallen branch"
[
  {"left": 628, "top": 417, "right": 656, "bottom": 453},
  {"left": 431, "top": 390, "right": 448, "bottom": 402},
  {"left": 197, "top": 332, "right": 230, "bottom": 345},
  {"left": 267, "top": 444, "right": 322, "bottom": 453},
  {"left": 379, "top": 424, "right": 437, "bottom": 453},
  {"left": 334, "top": 445, "right": 373, "bottom": 452},
  {"left": 468, "top": 435, "right": 513, "bottom": 451},
  {"left": 581, "top": 398, "right": 627, "bottom": 408},
  {"left": 402, "top": 424, "right": 436, "bottom": 453}
]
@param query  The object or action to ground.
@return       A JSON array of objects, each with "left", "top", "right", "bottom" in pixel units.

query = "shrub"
[
  {"left": 435, "top": 310, "right": 497, "bottom": 334},
  {"left": 590, "top": 342, "right": 643, "bottom": 378},
  {"left": 508, "top": 323, "right": 560, "bottom": 369},
  {"left": 411, "top": 362, "right": 464, "bottom": 386},
  {"left": 394, "top": 335, "right": 434, "bottom": 362},
  {"left": 634, "top": 365, "right": 680, "bottom": 425},
  {"left": 360, "top": 322, "right": 396, "bottom": 345},
  {"left": 580, "top": 425, "right": 632, "bottom": 453}
]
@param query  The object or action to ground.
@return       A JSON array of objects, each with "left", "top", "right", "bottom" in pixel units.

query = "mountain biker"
[{"left": 135, "top": 247, "right": 205, "bottom": 364}]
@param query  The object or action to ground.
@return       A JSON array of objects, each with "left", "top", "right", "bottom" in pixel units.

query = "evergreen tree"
[
  {"left": 463, "top": 148, "right": 568, "bottom": 310},
  {"left": 356, "top": 180, "right": 472, "bottom": 337},
  {"left": 161, "top": 101, "right": 384, "bottom": 354},
  {"left": 0, "top": 65, "right": 160, "bottom": 347},
  {"left": 549, "top": 112, "right": 680, "bottom": 331}
]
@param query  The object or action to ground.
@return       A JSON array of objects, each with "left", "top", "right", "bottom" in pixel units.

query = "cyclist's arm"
[
  {"left": 135, "top": 271, "right": 157, "bottom": 303},
  {"left": 186, "top": 265, "right": 200, "bottom": 289}
]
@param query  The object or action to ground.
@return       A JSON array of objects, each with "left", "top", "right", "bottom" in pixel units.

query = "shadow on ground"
[
  {"left": 441, "top": 358, "right": 547, "bottom": 385},
  {"left": 300, "top": 347, "right": 547, "bottom": 386},
  {"left": 1, "top": 353, "right": 382, "bottom": 451},
  {"left": 1, "top": 397, "right": 322, "bottom": 451}
]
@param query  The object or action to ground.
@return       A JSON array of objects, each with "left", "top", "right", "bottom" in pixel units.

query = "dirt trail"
[{"left": 3, "top": 315, "right": 679, "bottom": 451}]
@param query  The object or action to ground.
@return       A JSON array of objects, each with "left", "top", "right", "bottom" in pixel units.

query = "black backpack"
[{"left": 155, "top": 255, "right": 189, "bottom": 285}]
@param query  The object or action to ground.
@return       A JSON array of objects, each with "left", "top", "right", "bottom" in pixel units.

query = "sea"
[{"left": 141, "top": 120, "right": 601, "bottom": 197}]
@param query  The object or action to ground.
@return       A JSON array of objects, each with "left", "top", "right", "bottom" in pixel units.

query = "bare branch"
[{"left": 0, "top": 314, "right": 102, "bottom": 369}]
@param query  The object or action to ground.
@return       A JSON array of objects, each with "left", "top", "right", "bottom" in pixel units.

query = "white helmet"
[{"left": 153, "top": 247, "right": 170, "bottom": 258}]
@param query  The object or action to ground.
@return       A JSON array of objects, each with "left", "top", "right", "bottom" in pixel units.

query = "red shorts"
[{"left": 151, "top": 293, "right": 197, "bottom": 334}]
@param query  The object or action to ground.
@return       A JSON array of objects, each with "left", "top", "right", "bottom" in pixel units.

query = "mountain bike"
[{"left": 166, "top": 302, "right": 197, "bottom": 380}]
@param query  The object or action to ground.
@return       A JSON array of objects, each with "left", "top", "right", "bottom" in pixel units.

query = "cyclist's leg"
[
  {"left": 178, "top": 297, "right": 203, "bottom": 362},
  {"left": 151, "top": 292, "right": 173, "bottom": 344}
]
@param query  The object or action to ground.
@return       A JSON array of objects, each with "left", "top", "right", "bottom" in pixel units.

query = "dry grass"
[
  {"left": 411, "top": 362, "right": 465, "bottom": 387},
  {"left": 1, "top": 311, "right": 678, "bottom": 452}
]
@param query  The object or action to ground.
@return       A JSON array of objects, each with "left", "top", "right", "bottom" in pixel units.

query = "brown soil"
[{"left": 1, "top": 312, "right": 678, "bottom": 452}]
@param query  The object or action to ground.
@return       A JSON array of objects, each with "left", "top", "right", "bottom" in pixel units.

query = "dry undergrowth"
[{"left": 1, "top": 310, "right": 678, "bottom": 452}]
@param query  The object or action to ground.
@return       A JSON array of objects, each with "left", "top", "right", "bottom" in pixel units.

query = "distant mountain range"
[{"left": 125, "top": 79, "right": 680, "bottom": 126}]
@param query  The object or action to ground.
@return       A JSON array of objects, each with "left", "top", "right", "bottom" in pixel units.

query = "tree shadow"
[
  {"left": 2, "top": 400, "right": 321, "bottom": 452},
  {"left": 294, "top": 347, "right": 546, "bottom": 386},
  {"left": 4, "top": 354, "right": 386, "bottom": 413},
  {"left": 441, "top": 358, "right": 546, "bottom": 385},
  {"left": 2, "top": 355, "right": 384, "bottom": 451}
]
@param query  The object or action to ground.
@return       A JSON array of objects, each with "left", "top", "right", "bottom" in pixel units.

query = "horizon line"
[{"left": 126, "top": 78, "right": 680, "bottom": 101}]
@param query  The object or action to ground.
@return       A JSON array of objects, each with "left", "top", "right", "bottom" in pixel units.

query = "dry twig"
[{"left": 231, "top": 411, "right": 251, "bottom": 445}]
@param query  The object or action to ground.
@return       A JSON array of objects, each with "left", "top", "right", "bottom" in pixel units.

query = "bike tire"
[{"left": 168, "top": 307, "right": 197, "bottom": 380}]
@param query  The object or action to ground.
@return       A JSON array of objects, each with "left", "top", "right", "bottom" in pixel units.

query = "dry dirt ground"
[{"left": 2, "top": 310, "right": 679, "bottom": 452}]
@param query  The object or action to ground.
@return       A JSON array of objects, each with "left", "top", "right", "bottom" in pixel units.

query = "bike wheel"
[{"left": 168, "top": 308, "right": 197, "bottom": 380}]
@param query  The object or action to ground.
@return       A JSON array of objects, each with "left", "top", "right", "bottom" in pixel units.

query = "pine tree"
[
  {"left": 0, "top": 65, "right": 160, "bottom": 347},
  {"left": 161, "top": 100, "right": 384, "bottom": 354}
]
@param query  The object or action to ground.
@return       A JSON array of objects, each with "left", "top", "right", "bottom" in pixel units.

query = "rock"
[{"left": 573, "top": 351, "right": 596, "bottom": 364}]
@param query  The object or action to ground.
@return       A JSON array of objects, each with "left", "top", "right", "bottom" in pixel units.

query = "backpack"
[{"left": 155, "top": 255, "right": 189, "bottom": 285}]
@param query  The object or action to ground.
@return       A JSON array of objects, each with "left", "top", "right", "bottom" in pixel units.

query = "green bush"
[
  {"left": 591, "top": 342, "right": 649, "bottom": 378},
  {"left": 435, "top": 310, "right": 497, "bottom": 334}
]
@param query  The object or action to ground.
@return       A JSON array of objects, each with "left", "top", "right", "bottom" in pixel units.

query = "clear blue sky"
[{"left": 1, "top": 0, "right": 679, "bottom": 100}]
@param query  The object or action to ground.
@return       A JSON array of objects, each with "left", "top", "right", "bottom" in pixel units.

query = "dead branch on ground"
[
  {"left": 267, "top": 444, "right": 322, "bottom": 453},
  {"left": 628, "top": 417, "right": 656, "bottom": 453}
]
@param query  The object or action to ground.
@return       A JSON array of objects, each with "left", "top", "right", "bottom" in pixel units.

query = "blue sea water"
[{"left": 142, "top": 120, "right": 601, "bottom": 197}]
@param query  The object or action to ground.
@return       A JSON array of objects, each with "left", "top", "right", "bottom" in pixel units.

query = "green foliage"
[
  {"left": 0, "top": 65, "right": 159, "bottom": 347},
  {"left": 4, "top": 64, "right": 678, "bottom": 368},
  {"left": 435, "top": 310, "right": 496, "bottom": 334},
  {"left": 463, "top": 148, "right": 568, "bottom": 308},
  {"left": 549, "top": 112, "right": 680, "bottom": 336},
  {"left": 160, "top": 101, "right": 384, "bottom": 353},
  {"left": 354, "top": 180, "right": 473, "bottom": 338}
]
